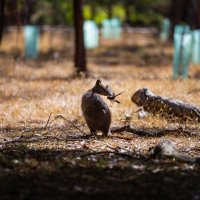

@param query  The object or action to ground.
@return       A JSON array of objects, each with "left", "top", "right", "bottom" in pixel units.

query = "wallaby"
[{"left": 81, "top": 79, "right": 113, "bottom": 137}]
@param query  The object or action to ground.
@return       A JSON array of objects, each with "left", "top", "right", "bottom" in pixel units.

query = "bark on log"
[{"left": 131, "top": 88, "right": 200, "bottom": 122}]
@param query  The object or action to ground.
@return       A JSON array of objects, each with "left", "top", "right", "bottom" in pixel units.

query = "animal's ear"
[{"left": 96, "top": 79, "right": 101, "bottom": 86}]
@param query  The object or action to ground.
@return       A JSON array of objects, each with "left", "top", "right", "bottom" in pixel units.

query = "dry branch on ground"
[{"left": 131, "top": 88, "right": 200, "bottom": 122}]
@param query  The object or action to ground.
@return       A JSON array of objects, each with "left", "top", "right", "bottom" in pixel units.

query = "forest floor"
[{"left": 0, "top": 30, "right": 200, "bottom": 200}]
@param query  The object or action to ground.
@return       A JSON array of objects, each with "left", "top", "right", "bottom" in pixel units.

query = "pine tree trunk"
[
  {"left": 0, "top": 0, "right": 5, "bottom": 45},
  {"left": 107, "top": 3, "right": 112, "bottom": 19},
  {"left": 125, "top": 5, "right": 130, "bottom": 24},
  {"left": 169, "top": 0, "right": 200, "bottom": 32},
  {"left": 73, "top": 0, "right": 87, "bottom": 74},
  {"left": 90, "top": 1, "right": 96, "bottom": 20}
]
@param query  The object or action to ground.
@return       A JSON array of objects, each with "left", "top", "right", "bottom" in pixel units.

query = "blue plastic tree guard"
[
  {"left": 102, "top": 18, "right": 121, "bottom": 40},
  {"left": 160, "top": 18, "right": 170, "bottom": 42},
  {"left": 191, "top": 30, "right": 200, "bottom": 64},
  {"left": 174, "top": 24, "right": 190, "bottom": 34},
  {"left": 84, "top": 20, "right": 99, "bottom": 49},
  {"left": 173, "top": 32, "right": 192, "bottom": 79},
  {"left": 110, "top": 18, "right": 122, "bottom": 39},
  {"left": 23, "top": 25, "right": 39, "bottom": 59},
  {"left": 102, "top": 19, "right": 111, "bottom": 39}
]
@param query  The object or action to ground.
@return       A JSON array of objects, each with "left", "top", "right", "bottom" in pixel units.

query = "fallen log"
[{"left": 131, "top": 88, "right": 200, "bottom": 122}]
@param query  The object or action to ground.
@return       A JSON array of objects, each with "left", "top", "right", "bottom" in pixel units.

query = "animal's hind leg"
[
  {"left": 89, "top": 127, "right": 96, "bottom": 137},
  {"left": 102, "top": 129, "right": 111, "bottom": 137}
]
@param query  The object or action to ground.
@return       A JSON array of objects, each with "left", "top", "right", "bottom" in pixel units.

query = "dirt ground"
[{"left": 0, "top": 29, "right": 200, "bottom": 200}]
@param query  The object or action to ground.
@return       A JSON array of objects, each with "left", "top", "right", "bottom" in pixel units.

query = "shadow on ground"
[
  {"left": 88, "top": 44, "right": 172, "bottom": 67},
  {"left": 0, "top": 140, "right": 200, "bottom": 200},
  {"left": 1, "top": 42, "right": 172, "bottom": 68}
]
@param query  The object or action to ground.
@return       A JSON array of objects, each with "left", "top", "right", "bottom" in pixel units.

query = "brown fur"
[{"left": 81, "top": 80, "right": 112, "bottom": 137}]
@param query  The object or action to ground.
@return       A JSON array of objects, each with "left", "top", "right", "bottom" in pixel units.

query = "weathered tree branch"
[
  {"left": 131, "top": 88, "right": 200, "bottom": 122},
  {"left": 111, "top": 125, "right": 200, "bottom": 137},
  {"left": 149, "top": 140, "right": 197, "bottom": 163},
  {"left": 111, "top": 125, "right": 162, "bottom": 136}
]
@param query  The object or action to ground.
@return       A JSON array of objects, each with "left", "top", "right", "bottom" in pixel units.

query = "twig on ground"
[
  {"left": 111, "top": 125, "right": 200, "bottom": 137},
  {"left": 106, "top": 144, "right": 122, "bottom": 152},
  {"left": 80, "top": 151, "right": 135, "bottom": 159},
  {"left": 106, "top": 144, "right": 132, "bottom": 154},
  {"left": 47, "top": 114, "right": 87, "bottom": 136},
  {"left": 44, "top": 113, "right": 52, "bottom": 128},
  {"left": 106, "top": 144, "right": 146, "bottom": 160},
  {"left": 1, "top": 134, "right": 95, "bottom": 145},
  {"left": 110, "top": 135, "right": 133, "bottom": 140},
  {"left": 111, "top": 125, "right": 156, "bottom": 136},
  {"left": 44, "top": 135, "right": 95, "bottom": 142}
]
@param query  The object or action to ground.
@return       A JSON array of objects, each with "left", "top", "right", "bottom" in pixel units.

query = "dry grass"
[
  {"left": 0, "top": 29, "right": 200, "bottom": 199},
  {"left": 0, "top": 30, "right": 200, "bottom": 152}
]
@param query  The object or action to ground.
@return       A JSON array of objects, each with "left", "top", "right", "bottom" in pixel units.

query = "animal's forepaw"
[{"left": 107, "top": 131, "right": 112, "bottom": 137}]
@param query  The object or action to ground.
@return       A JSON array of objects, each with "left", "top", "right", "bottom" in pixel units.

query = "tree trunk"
[
  {"left": 107, "top": 3, "right": 112, "bottom": 19},
  {"left": 90, "top": 1, "right": 96, "bottom": 20},
  {"left": 169, "top": 0, "right": 200, "bottom": 33},
  {"left": 131, "top": 88, "right": 200, "bottom": 122},
  {"left": 125, "top": 5, "right": 130, "bottom": 24},
  {"left": 0, "top": 0, "right": 5, "bottom": 45},
  {"left": 191, "top": 0, "right": 200, "bottom": 29},
  {"left": 73, "top": 0, "right": 87, "bottom": 74}
]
